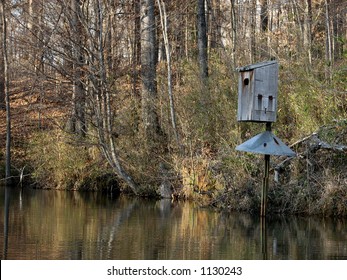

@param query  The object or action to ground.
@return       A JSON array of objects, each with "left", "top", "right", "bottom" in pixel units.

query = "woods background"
[{"left": 0, "top": 0, "right": 346, "bottom": 215}]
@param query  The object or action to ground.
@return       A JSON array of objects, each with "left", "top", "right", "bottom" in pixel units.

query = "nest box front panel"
[{"left": 237, "top": 61, "right": 278, "bottom": 122}]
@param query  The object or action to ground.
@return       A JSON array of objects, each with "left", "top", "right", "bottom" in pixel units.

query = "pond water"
[{"left": 1, "top": 187, "right": 346, "bottom": 260}]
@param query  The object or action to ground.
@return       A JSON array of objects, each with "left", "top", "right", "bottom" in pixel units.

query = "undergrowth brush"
[{"left": 27, "top": 130, "right": 118, "bottom": 192}]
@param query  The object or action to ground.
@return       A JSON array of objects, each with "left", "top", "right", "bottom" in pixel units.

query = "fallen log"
[{"left": 274, "top": 130, "right": 347, "bottom": 182}]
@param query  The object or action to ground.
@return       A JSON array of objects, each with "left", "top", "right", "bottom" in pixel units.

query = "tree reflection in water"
[{"left": 0, "top": 187, "right": 346, "bottom": 260}]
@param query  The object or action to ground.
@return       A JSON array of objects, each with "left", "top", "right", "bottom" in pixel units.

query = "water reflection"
[
  {"left": 2, "top": 187, "right": 10, "bottom": 259},
  {"left": 0, "top": 187, "right": 346, "bottom": 260}
]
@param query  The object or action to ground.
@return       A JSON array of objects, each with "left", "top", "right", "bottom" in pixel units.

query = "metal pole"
[
  {"left": 261, "top": 122, "right": 271, "bottom": 217},
  {"left": 260, "top": 216, "right": 267, "bottom": 259},
  {"left": 261, "top": 154, "right": 270, "bottom": 216}
]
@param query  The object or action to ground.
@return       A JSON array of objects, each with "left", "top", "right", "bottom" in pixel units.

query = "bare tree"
[
  {"left": 207, "top": 0, "right": 222, "bottom": 51},
  {"left": 303, "top": 0, "right": 312, "bottom": 66},
  {"left": 332, "top": 0, "right": 346, "bottom": 61},
  {"left": 156, "top": 0, "right": 181, "bottom": 152},
  {"left": 91, "top": 0, "right": 140, "bottom": 194},
  {"left": 132, "top": 0, "right": 141, "bottom": 97},
  {"left": 230, "top": 0, "right": 237, "bottom": 66},
  {"left": 68, "top": 0, "right": 86, "bottom": 137},
  {"left": 1, "top": 0, "right": 11, "bottom": 184},
  {"left": 324, "top": 0, "right": 333, "bottom": 81},
  {"left": 197, "top": 0, "right": 208, "bottom": 80},
  {"left": 0, "top": 2, "right": 4, "bottom": 110},
  {"left": 141, "top": 0, "right": 163, "bottom": 149},
  {"left": 20, "top": 0, "right": 141, "bottom": 193},
  {"left": 250, "top": 0, "right": 257, "bottom": 62}
]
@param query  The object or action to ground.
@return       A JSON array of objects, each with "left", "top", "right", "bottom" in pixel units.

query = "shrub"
[
  {"left": 27, "top": 129, "right": 118, "bottom": 191},
  {"left": 174, "top": 156, "right": 224, "bottom": 203}
]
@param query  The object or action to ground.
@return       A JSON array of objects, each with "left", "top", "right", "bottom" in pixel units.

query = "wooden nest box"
[{"left": 237, "top": 60, "right": 279, "bottom": 123}]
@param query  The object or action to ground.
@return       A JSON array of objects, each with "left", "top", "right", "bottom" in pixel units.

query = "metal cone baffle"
[{"left": 236, "top": 131, "right": 296, "bottom": 157}]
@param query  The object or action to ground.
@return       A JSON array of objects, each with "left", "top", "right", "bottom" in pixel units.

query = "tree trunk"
[
  {"left": 0, "top": 5, "right": 4, "bottom": 110},
  {"left": 157, "top": 0, "right": 182, "bottom": 152},
  {"left": 207, "top": 0, "right": 222, "bottom": 51},
  {"left": 260, "top": 0, "right": 269, "bottom": 32},
  {"left": 93, "top": 0, "right": 140, "bottom": 195},
  {"left": 230, "top": 0, "right": 237, "bottom": 66},
  {"left": 132, "top": 0, "right": 141, "bottom": 98},
  {"left": 141, "top": 0, "right": 162, "bottom": 148},
  {"left": 1, "top": 0, "right": 11, "bottom": 184},
  {"left": 324, "top": 0, "right": 333, "bottom": 82},
  {"left": 331, "top": 0, "right": 345, "bottom": 61},
  {"left": 197, "top": 0, "right": 208, "bottom": 80},
  {"left": 0, "top": 29, "right": 6, "bottom": 110},
  {"left": 70, "top": 0, "right": 86, "bottom": 137},
  {"left": 291, "top": 0, "right": 304, "bottom": 59},
  {"left": 303, "top": 0, "right": 312, "bottom": 67},
  {"left": 250, "top": 0, "right": 257, "bottom": 62},
  {"left": 0, "top": 59, "right": 4, "bottom": 109}
]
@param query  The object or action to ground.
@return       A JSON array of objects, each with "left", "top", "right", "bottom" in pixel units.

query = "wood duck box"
[{"left": 237, "top": 60, "right": 279, "bottom": 122}]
